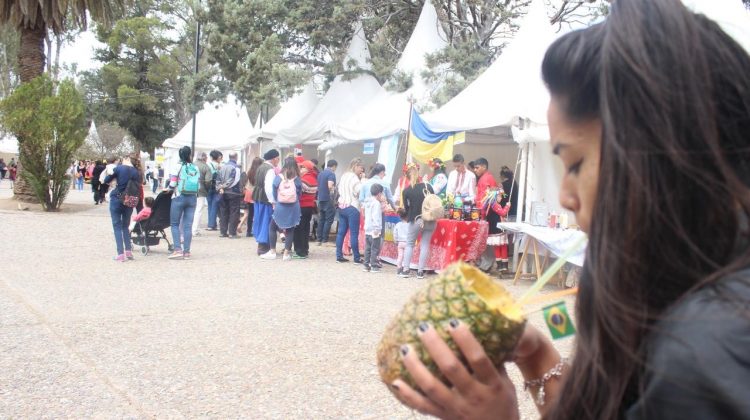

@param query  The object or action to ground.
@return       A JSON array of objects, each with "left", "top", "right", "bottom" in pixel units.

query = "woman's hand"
[{"left": 391, "top": 320, "right": 520, "bottom": 420}]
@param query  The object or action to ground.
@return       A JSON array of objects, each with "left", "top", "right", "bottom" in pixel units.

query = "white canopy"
[
  {"left": 423, "top": 0, "right": 557, "bottom": 134},
  {"left": 275, "top": 22, "right": 386, "bottom": 146},
  {"left": 332, "top": 0, "right": 448, "bottom": 142},
  {"left": 256, "top": 81, "right": 319, "bottom": 143},
  {"left": 0, "top": 134, "right": 18, "bottom": 155},
  {"left": 162, "top": 94, "right": 254, "bottom": 151}
]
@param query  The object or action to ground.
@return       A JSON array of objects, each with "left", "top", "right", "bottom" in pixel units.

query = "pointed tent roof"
[
  {"left": 332, "top": 0, "right": 448, "bottom": 142},
  {"left": 162, "top": 94, "right": 254, "bottom": 151},
  {"left": 423, "top": 0, "right": 557, "bottom": 134},
  {"left": 253, "top": 81, "right": 319, "bottom": 142},
  {"left": 275, "top": 22, "right": 386, "bottom": 145}
]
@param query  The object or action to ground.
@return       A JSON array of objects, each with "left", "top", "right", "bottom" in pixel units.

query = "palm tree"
[{"left": 0, "top": 1, "right": 124, "bottom": 201}]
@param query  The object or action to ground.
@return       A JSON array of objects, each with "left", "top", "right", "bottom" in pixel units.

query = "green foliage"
[{"left": 0, "top": 75, "right": 86, "bottom": 210}]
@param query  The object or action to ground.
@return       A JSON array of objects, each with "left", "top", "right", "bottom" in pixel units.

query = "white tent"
[
  {"left": 162, "top": 94, "right": 254, "bottom": 152},
  {"left": 257, "top": 81, "right": 319, "bottom": 144},
  {"left": 332, "top": 0, "right": 448, "bottom": 142},
  {"left": 0, "top": 134, "right": 19, "bottom": 155},
  {"left": 423, "top": 0, "right": 555, "bottom": 135},
  {"left": 275, "top": 22, "right": 386, "bottom": 146}
]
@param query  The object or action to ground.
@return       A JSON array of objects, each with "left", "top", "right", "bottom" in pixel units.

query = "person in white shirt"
[
  {"left": 362, "top": 183, "right": 385, "bottom": 273},
  {"left": 335, "top": 157, "right": 365, "bottom": 263},
  {"left": 445, "top": 153, "right": 477, "bottom": 203},
  {"left": 393, "top": 208, "right": 410, "bottom": 277}
]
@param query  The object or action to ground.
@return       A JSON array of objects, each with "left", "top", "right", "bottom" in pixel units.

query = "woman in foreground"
[{"left": 390, "top": 0, "right": 750, "bottom": 418}]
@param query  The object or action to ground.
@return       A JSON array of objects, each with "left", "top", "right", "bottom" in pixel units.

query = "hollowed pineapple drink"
[{"left": 377, "top": 262, "right": 526, "bottom": 390}]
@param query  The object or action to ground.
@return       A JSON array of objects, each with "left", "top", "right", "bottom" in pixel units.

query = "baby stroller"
[{"left": 131, "top": 191, "right": 174, "bottom": 255}]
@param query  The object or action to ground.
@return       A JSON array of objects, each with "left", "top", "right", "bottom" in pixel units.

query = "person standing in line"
[
  {"left": 262, "top": 157, "right": 302, "bottom": 261},
  {"left": 103, "top": 153, "right": 142, "bottom": 262},
  {"left": 445, "top": 154, "right": 477, "bottom": 203},
  {"left": 362, "top": 183, "right": 384, "bottom": 273},
  {"left": 166, "top": 146, "right": 199, "bottom": 260},
  {"left": 191, "top": 152, "right": 213, "bottom": 237},
  {"left": 0, "top": 158, "right": 6, "bottom": 184},
  {"left": 75, "top": 160, "right": 85, "bottom": 191},
  {"left": 293, "top": 160, "right": 318, "bottom": 259},
  {"left": 316, "top": 159, "right": 338, "bottom": 246},
  {"left": 7, "top": 163, "right": 16, "bottom": 189},
  {"left": 241, "top": 157, "right": 263, "bottom": 237},
  {"left": 253, "top": 149, "right": 281, "bottom": 256},
  {"left": 99, "top": 157, "right": 117, "bottom": 203},
  {"left": 205, "top": 150, "right": 223, "bottom": 231},
  {"left": 400, "top": 165, "right": 435, "bottom": 279},
  {"left": 91, "top": 160, "right": 106, "bottom": 204},
  {"left": 216, "top": 152, "right": 243, "bottom": 238},
  {"left": 335, "top": 157, "right": 365, "bottom": 264},
  {"left": 393, "top": 208, "right": 410, "bottom": 277},
  {"left": 359, "top": 163, "right": 395, "bottom": 209},
  {"left": 156, "top": 165, "right": 164, "bottom": 192}
]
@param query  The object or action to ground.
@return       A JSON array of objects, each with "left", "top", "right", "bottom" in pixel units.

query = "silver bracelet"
[{"left": 523, "top": 358, "right": 568, "bottom": 406}]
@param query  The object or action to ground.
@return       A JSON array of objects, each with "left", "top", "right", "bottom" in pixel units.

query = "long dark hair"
[
  {"left": 543, "top": 1, "right": 750, "bottom": 418},
  {"left": 369, "top": 163, "right": 386, "bottom": 179},
  {"left": 247, "top": 157, "right": 263, "bottom": 186},
  {"left": 281, "top": 157, "right": 300, "bottom": 180}
]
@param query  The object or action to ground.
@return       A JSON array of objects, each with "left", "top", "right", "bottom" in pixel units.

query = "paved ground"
[{"left": 0, "top": 183, "right": 574, "bottom": 419}]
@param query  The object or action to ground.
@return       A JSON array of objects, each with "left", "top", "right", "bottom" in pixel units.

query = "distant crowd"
[{"left": 98, "top": 146, "right": 518, "bottom": 277}]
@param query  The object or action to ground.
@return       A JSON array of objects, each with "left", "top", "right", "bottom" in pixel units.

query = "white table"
[{"left": 499, "top": 222, "right": 587, "bottom": 285}]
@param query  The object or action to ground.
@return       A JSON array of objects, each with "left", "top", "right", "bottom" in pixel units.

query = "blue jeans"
[
  {"left": 170, "top": 194, "right": 197, "bottom": 252},
  {"left": 76, "top": 177, "right": 84, "bottom": 190},
  {"left": 109, "top": 195, "right": 134, "bottom": 255},
  {"left": 207, "top": 190, "right": 220, "bottom": 229},
  {"left": 317, "top": 200, "right": 336, "bottom": 243},
  {"left": 336, "top": 206, "right": 361, "bottom": 261}
]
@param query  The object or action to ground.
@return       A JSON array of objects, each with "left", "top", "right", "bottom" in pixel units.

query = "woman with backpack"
[
  {"left": 262, "top": 157, "right": 302, "bottom": 261},
  {"left": 103, "top": 152, "right": 142, "bottom": 262},
  {"left": 400, "top": 165, "right": 435, "bottom": 279},
  {"left": 167, "top": 146, "right": 199, "bottom": 260}
]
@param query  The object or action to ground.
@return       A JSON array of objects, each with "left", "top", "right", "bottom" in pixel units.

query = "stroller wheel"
[
  {"left": 167, "top": 244, "right": 174, "bottom": 252},
  {"left": 141, "top": 246, "right": 148, "bottom": 255}
]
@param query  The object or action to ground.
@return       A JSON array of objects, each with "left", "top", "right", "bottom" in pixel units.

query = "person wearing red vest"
[{"left": 293, "top": 160, "right": 319, "bottom": 258}]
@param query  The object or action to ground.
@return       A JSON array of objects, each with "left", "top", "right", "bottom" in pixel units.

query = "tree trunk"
[{"left": 14, "top": 20, "right": 47, "bottom": 202}]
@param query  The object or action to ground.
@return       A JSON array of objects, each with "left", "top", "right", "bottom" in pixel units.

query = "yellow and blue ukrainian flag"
[{"left": 408, "top": 109, "right": 465, "bottom": 164}]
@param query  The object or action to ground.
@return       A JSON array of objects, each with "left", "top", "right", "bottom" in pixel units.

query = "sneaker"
[
  {"left": 182, "top": 252, "right": 191, "bottom": 260},
  {"left": 168, "top": 251, "right": 184, "bottom": 260},
  {"left": 228, "top": 235, "right": 238, "bottom": 239},
  {"left": 219, "top": 234, "right": 229, "bottom": 238},
  {"left": 317, "top": 242, "right": 323, "bottom": 246},
  {"left": 260, "top": 251, "right": 277, "bottom": 260},
  {"left": 336, "top": 257, "right": 350, "bottom": 263},
  {"left": 416, "top": 271, "right": 425, "bottom": 279},
  {"left": 370, "top": 267, "right": 381, "bottom": 273},
  {"left": 292, "top": 254, "right": 308, "bottom": 260},
  {"left": 282, "top": 253, "right": 292, "bottom": 261},
  {"left": 372, "top": 262, "right": 383, "bottom": 269},
  {"left": 113, "top": 254, "right": 125, "bottom": 262},
  {"left": 352, "top": 259, "right": 364, "bottom": 265},
  {"left": 193, "top": 231, "right": 202, "bottom": 237},
  {"left": 362, "top": 264, "right": 371, "bottom": 272},
  {"left": 125, "top": 251, "right": 134, "bottom": 260},
  {"left": 205, "top": 227, "right": 217, "bottom": 231},
  {"left": 399, "top": 270, "right": 411, "bottom": 278}
]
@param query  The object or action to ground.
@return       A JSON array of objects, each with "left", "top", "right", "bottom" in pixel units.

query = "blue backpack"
[{"left": 178, "top": 163, "right": 200, "bottom": 194}]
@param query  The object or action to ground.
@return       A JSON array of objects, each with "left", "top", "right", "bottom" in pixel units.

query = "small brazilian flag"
[{"left": 543, "top": 301, "right": 576, "bottom": 339}]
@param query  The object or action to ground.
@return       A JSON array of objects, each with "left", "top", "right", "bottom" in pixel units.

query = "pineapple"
[{"left": 377, "top": 262, "right": 526, "bottom": 391}]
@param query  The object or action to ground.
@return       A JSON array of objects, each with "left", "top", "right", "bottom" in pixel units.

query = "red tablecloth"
[{"left": 376, "top": 217, "right": 488, "bottom": 271}]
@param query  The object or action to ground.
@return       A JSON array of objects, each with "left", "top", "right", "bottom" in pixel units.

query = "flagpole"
[{"left": 404, "top": 97, "right": 416, "bottom": 163}]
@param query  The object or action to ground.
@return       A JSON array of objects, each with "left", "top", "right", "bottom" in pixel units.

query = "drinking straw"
[{"left": 518, "top": 235, "right": 587, "bottom": 305}]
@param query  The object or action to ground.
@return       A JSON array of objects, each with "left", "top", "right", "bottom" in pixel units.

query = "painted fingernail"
[
  {"left": 400, "top": 345, "right": 409, "bottom": 356},
  {"left": 418, "top": 322, "right": 430, "bottom": 333},
  {"left": 449, "top": 319, "right": 460, "bottom": 329},
  {"left": 391, "top": 383, "right": 400, "bottom": 391}
]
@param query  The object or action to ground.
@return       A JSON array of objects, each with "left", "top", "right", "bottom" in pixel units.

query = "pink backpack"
[{"left": 277, "top": 176, "right": 297, "bottom": 204}]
